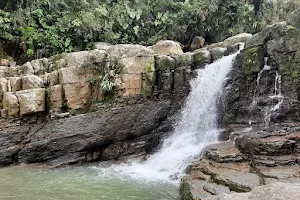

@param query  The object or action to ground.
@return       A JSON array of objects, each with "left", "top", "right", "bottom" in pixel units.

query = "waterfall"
[
  {"left": 249, "top": 57, "right": 284, "bottom": 126},
  {"left": 99, "top": 51, "right": 240, "bottom": 183},
  {"left": 264, "top": 71, "right": 284, "bottom": 125}
]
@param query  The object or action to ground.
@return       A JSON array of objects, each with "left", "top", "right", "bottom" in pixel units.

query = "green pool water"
[{"left": 0, "top": 165, "right": 179, "bottom": 200}]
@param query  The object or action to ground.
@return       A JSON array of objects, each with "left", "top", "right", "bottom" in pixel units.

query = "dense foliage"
[{"left": 0, "top": 0, "right": 299, "bottom": 62}]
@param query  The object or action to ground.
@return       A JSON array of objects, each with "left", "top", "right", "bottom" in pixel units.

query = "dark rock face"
[
  {"left": 0, "top": 100, "right": 178, "bottom": 167},
  {"left": 222, "top": 22, "right": 300, "bottom": 125},
  {"left": 182, "top": 20, "right": 300, "bottom": 200}
]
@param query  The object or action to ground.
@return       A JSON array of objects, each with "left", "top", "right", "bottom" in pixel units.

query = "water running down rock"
[{"left": 103, "top": 50, "right": 241, "bottom": 183}]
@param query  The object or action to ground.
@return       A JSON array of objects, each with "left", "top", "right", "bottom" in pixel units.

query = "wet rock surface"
[{"left": 181, "top": 123, "right": 300, "bottom": 200}]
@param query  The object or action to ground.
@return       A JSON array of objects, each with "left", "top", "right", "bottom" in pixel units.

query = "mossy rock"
[
  {"left": 242, "top": 46, "right": 264, "bottom": 75},
  {"left": 280, "top": 56, "right": 300, "bottom": 80},
  {"left": 180, "top": 182, "right": 193, "bottom": 200},
  {"left": 155, "top": 55, "right": 175, "bottom": 71},
  {"left": 211, "top": 47, "right": 227, "bottom": 62},
  {"left": 286, "top": 27, "right": 300, "bottom": 52},
  {"left": 142, "top": 72, "right": 155, "bottom": 96},
  {"left": 287, "top": 8, "right": 300, "bottom": 29},
  {"left": 143, "top": 57, "right": 155, "bottom": 73},
  {"left": 175, "top": 53, "right": 193, "bottom": 68},
  {"left": 193, "top": 49, "right": 211, "bottom": 68}
]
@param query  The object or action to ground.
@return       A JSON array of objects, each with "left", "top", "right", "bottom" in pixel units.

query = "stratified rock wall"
[{"left": 222, "top": 21, "right": 300, "bottom": 125}]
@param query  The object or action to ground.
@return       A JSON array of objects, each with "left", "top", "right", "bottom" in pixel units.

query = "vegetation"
[{"left": 0, "top": 0, "right": 299, "bottom": 62}]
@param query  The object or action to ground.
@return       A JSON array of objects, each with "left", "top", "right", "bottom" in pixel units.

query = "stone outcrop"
[
  {"left": 181, "top": 18, "right": 300, "bottom": 199},
  {"left": 222, "top": 21, "right": 300, "bottom": 125},
  {"left": 0, "top": 100, "right": 173, "bottom": 167},
  {"left": 203, "top": 182, "right": 300, "bottom": 200},
  {"left": 151, "top": 40, "right": 184, "bottom": 56},
  {"left": 181, "top": 124, "right": 300, "bottom": 200}
]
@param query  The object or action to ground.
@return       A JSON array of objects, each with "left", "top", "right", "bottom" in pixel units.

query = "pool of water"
[{"left": 0, "top": 165, "right": 179, "bottom": 200}]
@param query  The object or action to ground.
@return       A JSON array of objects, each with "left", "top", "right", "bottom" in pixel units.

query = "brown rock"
[
  {"left": 16, "top": 89, "right": 46, "bottom": 115},
  {"left": 0, "top": 59, "right": 10, "bottom": 66},
  {"left": 3, "top": 92, "right": 19, "bottom": 116},
  {"left": 122, "top": 74, "right": 142, "bottom": 89},
  {"left": 190, "top": 36, "right": 205, "bottom": 51},
  {"left": 0, "top": 78, "right": 8, "bottom": 93},
  {"left": 63, "top": 82, "right": 91, "bottom": 109},
  {"left": 22, "top": 62, "right": 34, "bottom": 75},
  {"left": 202, "top": 182, "right": 300, "bottom": 200},
  {"left": 49, "top": 85, "right": 63, "bottom": 113},
  {"left": 8, "top": 77, "right": 22, "bottom": 92},
  {"left": 152, "top": 40, "right": 184, "bottom": 56},
  {"left": 21, "top": 75, "right": 44, "bottom": 90}
]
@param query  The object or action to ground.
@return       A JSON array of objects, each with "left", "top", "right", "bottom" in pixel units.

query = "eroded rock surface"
[{"left": 181, "top": 124, "right": 300, "bottom": 200}]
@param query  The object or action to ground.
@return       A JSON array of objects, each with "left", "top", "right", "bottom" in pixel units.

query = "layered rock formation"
[
  {"left": 0, "top": 35, "right": 249, "bottom": 167},
  {"left": 181, "top": 124, "right": 300, "bottom": 199},
  {"left": 181, "top": 9, "right": 300, "bottom": 200}
]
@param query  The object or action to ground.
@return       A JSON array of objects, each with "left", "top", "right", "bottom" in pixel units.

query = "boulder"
[
  {"left": 58, "top": 66, "right": 83, "bottom": 85},
  {"left": 30, "top": 58, "right": 49, "bottom": 75},
  {"left": 223, "top": 33, "right": 252, "bottom": 47},
  {"left": 2, "top": 92, "right": 19, "bottom": 116},
  {"left": 175, "top": 53, "right": 193, "bottom": 68},
  {"left": 44, "top": 71, "right": 59, "bottom": 87},
  {"left": 63, "top": 82, "right": 91, "bottom": 110},
  {"left": 7, "top": 66, "right": 22, "bottom": 77},
  {"left": 107, "top": 44, "right": 155, "bottom": 74},
  {"left": 287, "top": 8, "right": 300, "bottom": 28},
  {"left": 152, "top": 40, "right": 183, "bottom": 56},
  {"left": 155, "top": 55, "right": 175, "bottom": 71},
  {"left": 21, "top": 75, "right": 44, "bottom": 90},
  {"left": 242, "top": 46, "right": 264, "bottom": 75},
  {"left": 246, "top": 22, "right": 287, "bottom": 48},
  {"left": 210, "top": 47, "right": 227, "bottom": 61},
  {"left": 0, "top": 66, "right": 7, "bottom": 78},
  {"left": 94, "top": 42, "right": 111, "bottom": 51},
  {"left": 202, "top": 182, "right": 300, "bottom": 200},
  {"left": 174, "top": 68, "right": 185, "bottom": 89},
  {"left": 58, "top": 51, "right": 107, "bottom": 85},
  {"left": 142, "top": 72, "right": 155, "bottom": 96},
  {"left": 22, "top": 62, "right": 34, "bottom": 75},
  {"left": 0, "top": 78, "right": 8, "bottom": 93},
  {"left": 193, "top": 49, "right": 211, "bottom": 69},
  {"left": 190, "top": 36, "right": 205, "bottom": 51},
  {"left": 0, "top": 59, "right": 10, "bottom": 66},
  {"left": 49, "top": 85, "right": 63, "bottom": 113},
  {"left": 8, "top": 77, "right": 22, "bottom": 92},
  {"left": 16, "top": 89, "right": 46, "bottom": 115},
  {"left": 122, "top": 74, "right": 142, "bottom": 96},
  {"left": 157, "top": 71, "right": 173, "bottom": 91}
]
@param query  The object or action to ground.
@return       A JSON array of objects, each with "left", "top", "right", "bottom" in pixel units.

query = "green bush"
[{"left": 0, "top": 0, "right": 299, "bottom": 62}]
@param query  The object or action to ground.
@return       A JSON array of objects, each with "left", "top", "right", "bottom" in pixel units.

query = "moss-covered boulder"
[
  {"left": 142, "top": 72, "right": 156, "bottom": 97},
  {"left": 287, "top": 8, "right": 300, "bottom": 29},
  {"left": 210, "top": 47, "right": 227, "bottom": 62},
  {"left": 175, "top": 53, "right": 193, "bottom": 68},
  {"left": 286, "top": 27, "right": 300, "bottom": 52},
  {"left": 193, "top": 49, "right": 211, "bottom": 69},
  {"left": 242, "top": 46, "right": 264, "bottom": 75},
  {"left": 155, "top": 55, "right": 175, "bottom": 71}
]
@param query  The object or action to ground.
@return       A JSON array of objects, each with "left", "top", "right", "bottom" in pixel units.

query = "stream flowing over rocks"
[
  {"left": 1, "top": 8, "right": 300, "bottom": 200},
  {"left": 181, "top": 9, "right": 300, "bottom": 200}
]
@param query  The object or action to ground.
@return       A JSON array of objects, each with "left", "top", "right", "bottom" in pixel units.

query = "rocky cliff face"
[
  {"left": 0, "top": 34, "right": 250, "bottom": 167},
  {"left": 222, "top": 21, "right": 300, "bottom": 125},
  {"left": 181, "top": 9, "right": 300, "bottom": 200}
]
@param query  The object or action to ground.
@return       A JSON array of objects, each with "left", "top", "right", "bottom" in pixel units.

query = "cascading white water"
[
  {"left": 249, "top": 57, "right": 284, "bottom": 126},
  {"left": 99, "top": 52, "right": 240, "bottom": 183}
]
